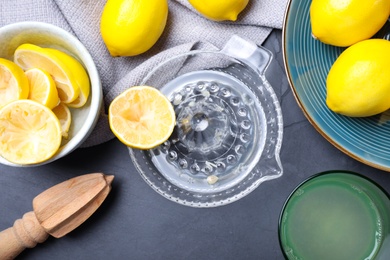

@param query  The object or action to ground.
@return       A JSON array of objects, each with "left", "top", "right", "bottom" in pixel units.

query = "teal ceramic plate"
[{"left": 283, "top": 0, "right": 390, "bottom": 171}]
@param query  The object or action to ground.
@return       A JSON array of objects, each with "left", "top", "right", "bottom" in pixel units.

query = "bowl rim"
[{"left": 0, "top": 21, "right": 102, "bottom": 167}]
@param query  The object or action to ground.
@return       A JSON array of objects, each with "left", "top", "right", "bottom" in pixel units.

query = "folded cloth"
[{"left": 0, "top": 0, "right": 288, "bottom": 147}]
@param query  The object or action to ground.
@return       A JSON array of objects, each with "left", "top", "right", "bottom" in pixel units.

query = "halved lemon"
[
  {"left": 0, "top": 58, "right": 29, "bottom": 108},
  {"left": 14, "top": 43, "right": 80, "bottom": 104},
  {"left": 46, "top": 48, "right": 90, "bottom": 108},
  {"left": 52, "top": 102, "right": 72, "bottom": 138},
  {"left": 25, "top": 68, "right": 60, "bottom": 109},
  {"left": 0, "top": 99, "right": 62, "bottom": 164},
  {"left": 108, "top": 86, "right": 176, "bottom": 149}
]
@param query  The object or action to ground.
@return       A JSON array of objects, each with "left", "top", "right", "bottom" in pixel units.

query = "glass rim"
[{"left": 277, "top": 169, "right": 390, "bottom": 258}]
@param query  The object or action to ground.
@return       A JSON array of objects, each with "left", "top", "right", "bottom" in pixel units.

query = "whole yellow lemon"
[
  {"left": 188, "top": 0, "right": 249, "bottom": 21},
  {"left": 310, "top": 0, "right": 390, "bottom": 47},
  {"left": 100, "top": 0, "right": 168, "bottom": 57},
  {"left": 326, "top": 39, "right": 390, "bottom": 117}
]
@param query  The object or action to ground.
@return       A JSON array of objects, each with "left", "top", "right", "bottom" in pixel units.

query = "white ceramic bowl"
[{"left": 0, "top": 21, "right": 102, "bottom": 167}]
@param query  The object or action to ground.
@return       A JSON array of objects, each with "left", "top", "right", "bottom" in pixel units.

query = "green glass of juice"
[{"left": 279, "top": 171, "right": 390, "bottom": 260}]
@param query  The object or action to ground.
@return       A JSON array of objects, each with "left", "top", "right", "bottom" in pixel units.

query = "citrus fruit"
[
  {"left": 100, "top": 0, "right": 168, "bottom": 57},
  {"left": 326, "top": 39, "right": 390, "bottom": 117},
  {"left": 25, "top": 68, "right": 60, "bottom": 109},
  {"left": 0, "top": 58, "right": 29, "bottom": 108},
  {"left": 0, "top": 99, "right": 62, "bottom": 164},
  {"left": 310, "top": 0, "right": 390, "bottom": 47},
  {"left": 188, "top": 0, "right": 249, "bottom": 21},
  {"left": 52, "top": 102, "right": 71, "bottom": 138},
  {"left": 46, "top": 48, "right": 90, "bottom": 108},
  {"left": 108, "top": 86, "right": 176, "bottom": 149},
  {"left": 14, "top": 43, "right": 80, "bottom": 104}
]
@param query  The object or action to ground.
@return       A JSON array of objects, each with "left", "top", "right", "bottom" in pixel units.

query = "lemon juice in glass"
[{"left": 279, "top": 171, "right": 390, "bottom": 259}]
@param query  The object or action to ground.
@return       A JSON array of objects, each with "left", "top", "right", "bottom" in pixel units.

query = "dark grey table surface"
[{"left": 1, "top": 30, "right": 390, "bottom": 260}]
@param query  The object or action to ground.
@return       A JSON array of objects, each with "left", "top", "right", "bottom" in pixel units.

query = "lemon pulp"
[
  {"left": 0, "top": 58, "right": 29, "bottom": 108},
  {"left": 52, "top": 102, "right": 72, "bottom": 139},
  {"left": 25, "top": 68, "right": 60, "bottom": 109},
  {"left": 0, "top": 99, "right": 62, "bottom": 164},
  {"left": 108, "top": 86, "right": 176, "bottom": 149}
]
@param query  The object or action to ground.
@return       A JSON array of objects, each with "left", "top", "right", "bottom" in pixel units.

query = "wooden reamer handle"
[
  {"left": 0, "top": 173, "right": 114, "bottom": 259},
  {"left": 0, "top": 211, "right": 49, "bottom": 260}
]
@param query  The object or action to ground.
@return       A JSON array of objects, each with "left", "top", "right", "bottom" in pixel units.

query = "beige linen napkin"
[{"left": 0, "top": 0, "right": 288, "bottom": 147}]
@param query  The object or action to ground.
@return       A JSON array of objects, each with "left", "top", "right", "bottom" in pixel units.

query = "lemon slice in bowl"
[
  {"left": 0, "top": 99, "right": 62, "bottom": 165},
  {"left": 52, "top": 102, "right": 72, "bottom": 138},
  {"left": 45, "top": 48, "right": 90, "bottom": 108},
  {"left": 14, "top": 43, "right": 80, "bottom": 104},
  {"left": 0, "top": 58, "right": 29, "bottom": 108},
  {"left": 25, "top": 68, "right": 60, "bottom": 109},
  {"left": 108, "top": 86, "right": 176, "bottom": 149}
]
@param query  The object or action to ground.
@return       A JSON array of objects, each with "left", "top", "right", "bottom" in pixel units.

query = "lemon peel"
[
  {"left": 100, "top": 0, "right": 168, "bottom": 57},
  {"left": 310, "top": 0, "right": 390, "bottom": 47},
  {"left": 188, "top": 0, "right": 249, "bottom": 21},
  {"left": 326, "top": 39, "right": 390, "bottom": 117}
]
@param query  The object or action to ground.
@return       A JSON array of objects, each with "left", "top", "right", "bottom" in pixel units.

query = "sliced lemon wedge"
[
  {"left": 45, "top": 48, "right": 90, "bottom": 108},
  {"left": 25, "top": 68, "right": 60, "bottom": 109},
  {"left": 52, "top": 102, "right": 72, "bottom": 139},
  {"left": 14, "top": 43, "right": 80, "bottom": 104},
  {"left": 0, "top": 58, "right": 29, "bottom": 108}
]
